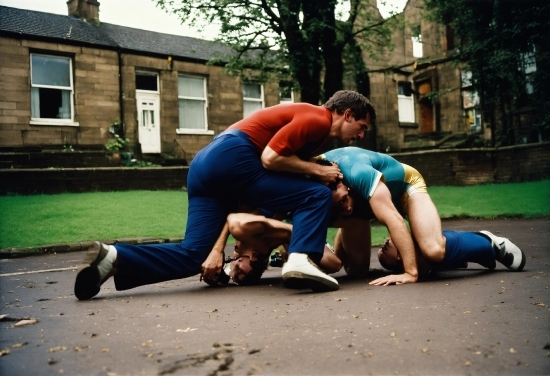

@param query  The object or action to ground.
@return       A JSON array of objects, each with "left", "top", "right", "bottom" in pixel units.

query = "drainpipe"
[{"left": 118, "top": 48, "right": 125, "bottom": 137}]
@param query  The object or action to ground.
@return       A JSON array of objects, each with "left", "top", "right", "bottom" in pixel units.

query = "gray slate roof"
[{"left": 0, "top": 5, "right": 232, "bottom": 62}]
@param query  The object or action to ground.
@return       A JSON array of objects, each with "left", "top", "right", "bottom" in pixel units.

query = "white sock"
[{"left": 97, "top": 245, "right": 117, "bottom": 282}]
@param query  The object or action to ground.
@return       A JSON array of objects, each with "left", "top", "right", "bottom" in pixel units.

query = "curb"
[{"left": 0, "top": 237, "right": 184, "bottom": 259}]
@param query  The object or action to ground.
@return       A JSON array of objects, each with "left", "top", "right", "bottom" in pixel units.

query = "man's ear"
[
  {"left": 250, "top": 249, "right": 258, "bottom": 262},
  {"left": 344, "top": 108, "right": 353, "bottom": 121}
]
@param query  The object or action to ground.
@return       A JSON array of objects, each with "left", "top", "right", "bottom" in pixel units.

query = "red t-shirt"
[{"left": 227, "top": 103, "right": 332, "bottom": 158}]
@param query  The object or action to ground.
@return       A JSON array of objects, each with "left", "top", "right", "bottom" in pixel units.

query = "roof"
[{"left": 0, "top": 5, "right": 233, "bottom": 62}]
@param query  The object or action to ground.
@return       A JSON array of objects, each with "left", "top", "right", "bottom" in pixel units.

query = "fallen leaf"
[
  {"left": 206, "top": 309, "right": 218, "bottom": 313},
  {"left": 0, "top": 348, "right": 10, "bottom": 356},
  {"left": 15, "top": 319, "right": 38, "bottom": 327},
  {"left": 48, "top": 346, "right": 67, "bottom": 353},
  {"left": 176, "top": 327, "right": 197, "bottom": 333},
  {"left": 12, "top": 342, "right": 27, "bottom": 349},
  {"left": 102, "top": 348, "right": 110, "bottom": 352},
  {"left": 510, "top": 348, "right": 516, "bottom": 353},
  {"left": 534, "top": 302, "right": 546, "bottom": 307}
]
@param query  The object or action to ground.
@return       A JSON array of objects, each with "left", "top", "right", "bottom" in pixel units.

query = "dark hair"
[
  {"left": 323, "top": 90, "right": 377, "bottom": 125},
  {"left": 314, "top": 158, "right": 340, "bottom": 191},
  {"left": 379, "top": 257, "right": 403, "bottom": 272},
  {"left": 236, "top": 254, "right": 269, "bottom": 286}
]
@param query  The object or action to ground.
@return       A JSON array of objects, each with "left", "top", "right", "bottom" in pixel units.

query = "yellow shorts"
[{"left": 401, "top": 164, "right": 428, "bottom": 213}]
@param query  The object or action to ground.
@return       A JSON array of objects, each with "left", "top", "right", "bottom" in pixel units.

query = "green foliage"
[
  {"left": 1, "top": 181, "right": 548, "bottom": 249},
  {"left": 105, "top": 134, "right": 130, "bottom": 152},
  {"left": 157, "top": 0, "right": 401, "bottom": 103},
  {"left": 424, "top": 0, "right": 550, "bottom": 145},
  {"left": 62, "top": 145, "right": 74, "bottom": 152}
]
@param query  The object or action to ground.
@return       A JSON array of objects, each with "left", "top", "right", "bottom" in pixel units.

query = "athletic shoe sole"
[
  {"left": 74, "top": 242, "right": 107, "bottom": 300},
  {"left": 282, "top": 271, "right": 339, "bottom": 292}
]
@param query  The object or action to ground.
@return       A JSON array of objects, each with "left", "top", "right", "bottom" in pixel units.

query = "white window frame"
[
  {"left": 520, "top": 47, "right": 537, "bottom": 95},
  {"left": 243, "top": 82, "right": 264, "bottom": 117},
  {"left": 460, "top": 70, "right": 482, "bottom": 133},
  {"left": 279, "top": 87, "right": 294, "bottom": 104},
  {"left": 176, "top": 74, "right": 212, "bottom": 135},
  {"left": 135, "top": 70, "right": 159, "bottom": 94},
  {"left": 29, "top": 53, "right": 78, "bottom": 126},
  {"left": 397, "top": 82, "right": 415, "bottom": 123}
]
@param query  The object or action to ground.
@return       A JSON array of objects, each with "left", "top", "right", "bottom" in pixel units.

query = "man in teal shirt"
[{"left": 320, "top": 147, "right": 525, "bottom": 285}]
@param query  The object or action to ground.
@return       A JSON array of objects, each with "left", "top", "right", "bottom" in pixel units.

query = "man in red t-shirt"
[{"left": 74, "top": 91, "right": 376, "bottom": 300}]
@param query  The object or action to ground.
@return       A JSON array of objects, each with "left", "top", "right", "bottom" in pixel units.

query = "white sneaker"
[
  {"left": 282, "top": 253, "right": 339, "bottom": 292},
  {"left": 479, "top": 231, "right": 526, "bottom": 271}
]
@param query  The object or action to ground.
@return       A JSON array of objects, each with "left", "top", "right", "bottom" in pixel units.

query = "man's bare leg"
[
  {"left": 333, "top": 218, "right": 372, "bottom": 278},
  {"left": 406, "top": 193, "right": 446, "bottom": 263}
]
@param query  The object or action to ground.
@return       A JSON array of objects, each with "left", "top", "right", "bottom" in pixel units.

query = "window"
[
  {"left": 461, "top": 70, "right": 482, "bottom": 133},
  {"left": 30, "top": 53, "right": 75, "bottom": 124},
  {"left": 411, "top": 25, "right": 423, "bottom": 58},
  {"left": 243, "top": 83, "right": 264, "bottom": 117},
  {"left": 279, "top": 84, "right": 294, "bottom": 104},
  {"left": 398, "top": 82, "right": 415, "bottom": 123},
  {"left": 136, "top": 71, "right": 159, "bottom": 92},
  {"left": 520, "top": 47, "right": 537, "bottom": 95},
  {"left": 177, "top": 75, "right": 210, "bottom": 134}
]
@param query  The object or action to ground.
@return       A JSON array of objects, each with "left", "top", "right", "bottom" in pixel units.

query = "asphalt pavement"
[{"left": 1, "top": 218, "right": 549, "bottom": 375}]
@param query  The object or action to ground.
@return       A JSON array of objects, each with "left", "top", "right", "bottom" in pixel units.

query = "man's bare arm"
[
  {"left": 200, "top": 222, "right": 229, "bottom": 283},
  {"left": 261, "top": 146, "right": 342, "bottom": 183},
  {"left": 368, "top": 181, "right": 418, "bottom": 285}
]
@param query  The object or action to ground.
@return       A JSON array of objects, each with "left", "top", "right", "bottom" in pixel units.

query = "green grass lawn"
[{"left": 1, "top": 180, "right": 548, "bottom": 249}]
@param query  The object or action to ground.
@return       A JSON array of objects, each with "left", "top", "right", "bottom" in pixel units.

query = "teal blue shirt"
[{"left": 322, "top": 147, "right": 409, "bottom": 216}]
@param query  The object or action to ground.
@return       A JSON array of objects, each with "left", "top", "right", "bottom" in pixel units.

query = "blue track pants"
[
  {"left": 114, "top": 131, "right": 332, "bottom": 290},
  {"left": 440, "top": 230, "right": 496, "bottom": 269}
]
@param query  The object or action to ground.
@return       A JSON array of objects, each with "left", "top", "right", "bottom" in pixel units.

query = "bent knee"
[{"left": 420, "top": 241, "right": 446, "bottom": 263}]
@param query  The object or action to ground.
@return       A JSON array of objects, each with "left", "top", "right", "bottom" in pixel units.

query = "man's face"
[
  {"left": 338, "top": 109, "right": 370, "bottom": 144},
  {"left": 332, "top": 181, "right": 354, "bottom": 216},
  {"left": 377, "top": 237, "right": 403, "bottom": 271},
  {"left": 229, "top": 241, "right": 254, "bottom": 283}
]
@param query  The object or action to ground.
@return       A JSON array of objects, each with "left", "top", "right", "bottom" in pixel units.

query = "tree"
[
  {"left": 156, "top": 0, "right": 399, "bottom": 104},
  {"left": 424, "top": 0, "right": 550, "bottom": 145}
]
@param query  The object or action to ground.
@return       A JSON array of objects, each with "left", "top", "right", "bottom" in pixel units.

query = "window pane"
[
  {"left": 398, "top": 96, "right": 414, "bottom": 123},
  {"left": 398, "top": 83, "right": 412, "bottom": 96},
  {"left": 412, "top": 36, "right": 423, "bottom": 58},
  {"left": 31, "top": 55, "right": 70, "bottom": 87},
  {"left": 244, "top": 100, "right": 262, "bottom": 118},
  {"left": 136, "top": 74, "right": 158, "bottom": 91},
  {"left": 31, "top": 87, "right": 71, "bottom": 119},
  {"left": 243, "top": 83, "right": 261, "bottom": 99},
  {"left": 179, "top": 99, "right": 205, "bottom": 129},
  {"left": 178, "top": 76, "right": 205, "bottom": 98}
]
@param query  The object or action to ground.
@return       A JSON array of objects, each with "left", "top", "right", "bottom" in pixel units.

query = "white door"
[{"left": 136, "top": 93, "right": 161, "bottom": 153}]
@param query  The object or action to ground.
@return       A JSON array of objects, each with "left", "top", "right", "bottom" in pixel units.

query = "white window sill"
[
  {"left": 176, "top": 129, "right": 214, "bottom": 135},
  {"left": 30, "top": 120, "right": 80, "bottom": 127}
]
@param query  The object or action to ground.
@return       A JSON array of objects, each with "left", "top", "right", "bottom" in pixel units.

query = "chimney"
[{"left": 67, "top": 0, "right": 100, "bottom": 24}]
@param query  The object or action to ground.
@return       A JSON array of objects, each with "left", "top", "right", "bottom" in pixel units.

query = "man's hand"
[
  {"left": 369, "top": 273, "right": 418, "bottom": 286},
  {"left": 200, "top": 250, "right": 224, "bottom": 282},
  {"left": 317, "top": 163, "right": 343, "bottom": 184}
]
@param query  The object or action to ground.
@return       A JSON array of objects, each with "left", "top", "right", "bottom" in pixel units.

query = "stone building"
[
  {"left": 363, "top": 0, "right": 493, "bottom": 152},
  {"left": 0, "top": 1, "right": 287, "bottom": 161}
]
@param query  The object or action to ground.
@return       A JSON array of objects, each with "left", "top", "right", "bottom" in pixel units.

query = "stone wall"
[
  {"left": 0, "top": 37, "right": 120, "bottom": 148},
  {"left": 391, "top": 142, "right": 550, "bottom": 186},
  {"left": 1, "top": 143, "right": 548, "bottom": 195},
  {"left": 0, "top": 166, "right": 188, "bottom": 195}
]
